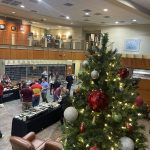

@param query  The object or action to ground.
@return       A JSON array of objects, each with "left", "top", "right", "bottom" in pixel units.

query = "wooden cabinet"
[
  {"left": 121, "top": 58, "right": 150, "bottom": 106},
  {"left": 138, "top": 79, "right": 150, "bottom": 105}
]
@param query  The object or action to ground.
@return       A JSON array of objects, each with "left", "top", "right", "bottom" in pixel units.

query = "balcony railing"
[{"left": 0, "top": 31, "right": 92, "bottom": 51}]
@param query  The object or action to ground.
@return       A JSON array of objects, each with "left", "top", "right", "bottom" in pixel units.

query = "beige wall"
[{"left": 101, "top": 25, "right": 150, "bottom": 55}]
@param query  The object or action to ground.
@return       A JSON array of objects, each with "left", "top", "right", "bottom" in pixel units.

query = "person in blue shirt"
[{"left": 41, "top": 78, "right": 49, "bottom": 103}]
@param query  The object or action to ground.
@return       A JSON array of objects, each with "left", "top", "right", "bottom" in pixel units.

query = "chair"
[
  {"left": 10, "top": 132, "right": 47, "bottom": 150},
  {"left": 10, "top": 132, "right": 63, "bottom": 150},
  {"left": 45, "top": 140, "right": 63, "bottom": 150}
]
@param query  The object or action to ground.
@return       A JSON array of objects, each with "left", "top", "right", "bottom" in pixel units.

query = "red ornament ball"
[
  {"left": 134, "top": 96, "right": 143, "bottom": 107},
  {"left": 126, "top": 123, "right": 133, "bottom": 132},
  {"left": 118, "top": 68, "right": 129, "bottom": 79},
  {"left": 80, "top": 122, "right": 86, "bottom": 133},
  {"left": 88, "top": 90, "right": 108, "bottom": 112},
  {"left": 89, "top": 146, "right": 100, "bottom": 150}
]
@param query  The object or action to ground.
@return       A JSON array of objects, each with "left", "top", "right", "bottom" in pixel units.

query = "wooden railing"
[{"left": 0, "top": 46, "right": 87, "bottom": 60}]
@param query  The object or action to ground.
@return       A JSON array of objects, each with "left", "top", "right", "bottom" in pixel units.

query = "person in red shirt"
[
  {"left": 0, "top": 81, "right": 4, "bottom": 107},
  {"left": 31, "top": 80, "right": 42, "bottom": 107},
  {"left": 20, "top": 83, "right": 33, "bottom": 111}
]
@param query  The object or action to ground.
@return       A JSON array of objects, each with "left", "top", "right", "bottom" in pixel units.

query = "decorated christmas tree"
[{"left": 62, "top": 33, "right": 147, "bottom": 150}]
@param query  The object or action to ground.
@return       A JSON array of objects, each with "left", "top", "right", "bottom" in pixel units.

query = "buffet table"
[
  {"left": 3, "top": 88, "right": 20, "bottom": 103},
  {"left": 11, "top": 103, "right": 62, "bottom": 137}
]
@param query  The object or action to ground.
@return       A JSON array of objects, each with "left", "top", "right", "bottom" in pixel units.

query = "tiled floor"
[{"left": 0, "top": 91, "right": 150, "bottom": 150}]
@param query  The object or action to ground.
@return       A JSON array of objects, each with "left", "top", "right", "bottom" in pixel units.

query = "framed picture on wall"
[
  {"left": 68, "top": 35, "right": 72, "bottom": 40},
  {"left": 125, "top": 39, "right": 141, "bottom": 52},
  {"left": 56, "top": 35, "right": 60, "bottom": 39},
  {"left": 11, "top": 26, "right": 16, "bottom": 31},
  {"left": 62, "top": 35, "right": 66, "bottom": 40},
  {"left": 0, "top": 24, "right": 6, "bottom": 30}
]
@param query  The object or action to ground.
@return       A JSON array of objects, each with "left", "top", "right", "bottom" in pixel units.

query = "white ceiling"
[
  {"left": 0, "top": 0, "right": 149, "bottom": 29},
  {"left": 128, "top": 0, "right": 150, "bottom": 12}
]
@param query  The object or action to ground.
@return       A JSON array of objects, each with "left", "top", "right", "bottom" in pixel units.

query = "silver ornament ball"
[
  {"left": 64, "top": 107, "right": 78, "bottom": 122},
  {"left": 91, "top": 70, "right": 99, "bottom": 79},
  {"left": 82, "top": 60, "right": 89, "bottom": 68},
  {"left": 120, "top": 137, "right": 134, "bottom": 150}
]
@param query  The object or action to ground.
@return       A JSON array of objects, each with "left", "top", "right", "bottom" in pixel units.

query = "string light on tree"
[
  {"left": 91, "top": 81, "right": 94, "bottom": 85},
  {"left": 86, "top": 144, "right": 90, "bottom": 148},
  {"left": 137, "top": 113, "right": 142, "bottom": 116},
  {"left": 79, "top": 109, "right": 85, "bottom": 114}
]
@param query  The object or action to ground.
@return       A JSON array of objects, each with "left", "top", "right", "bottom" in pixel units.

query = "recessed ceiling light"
[
  {"left": 38, "top": 0, "right": 42, "bottom": 2},
  {"left": 85, "top": 12, "right": 89, "bottom": 15},
  {"left": 103, "top": 8, "right": 108, "bottom": 12},
  {"left": 12, "top": 12, "right": 16, "bottom": 14},
  {"left": 20, "top": 5, "right": 25, "bottom": 8},
  {"left": 115, "top": 21, "right": 119, "bottom": 24},
  {"left": 66, "top": 16, "right": 70, "bottom": 19},
  {"left": 71, "top": 22, "right": 73, "bottom": 24},
  {"left": 132, "top": 19, "right": 136, "bottom": 22}
]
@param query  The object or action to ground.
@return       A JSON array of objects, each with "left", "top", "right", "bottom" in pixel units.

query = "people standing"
[
  {"left": 31, "top": 80, "right": 42, "bottom": 107},
  {"left": 41, "top": 78, "right": 49, "bottom": 103},
  {"left": 53, "top": 85, "right": 63, "bottom": 102},
  {"left": 53, "top": 77, "right": 61, "bottom": 94},
  {"left": 20, "top": 83, "right": 33, "bottom": 111},
  {"left": 41, "top": 69, "right": 48, "bottom": 81},
  {"left": 66, "top": 73, "right": 74, "bottom": 93},
  {"left": 0, "top": 81, "right": 4, "bottom": 108},
  {"left": 49, "top": 72, "right": 55, "bottom": 95}
]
